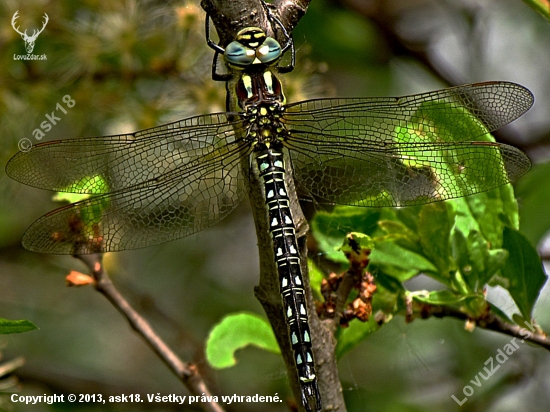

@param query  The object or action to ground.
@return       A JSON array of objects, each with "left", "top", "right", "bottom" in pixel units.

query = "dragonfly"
[{"left": 6, "top": 15, "right": 533, "bottom": 412}]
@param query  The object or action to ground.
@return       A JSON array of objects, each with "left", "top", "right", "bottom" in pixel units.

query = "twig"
[
  {"left": 413, "top": 302, "right": 550, "bottom": 350},
  {"left": 75, "top": 254, "right": 225, "bottom": 412},
  {"left": 331, "top": 272, "right": 358, "bottom": 331}
]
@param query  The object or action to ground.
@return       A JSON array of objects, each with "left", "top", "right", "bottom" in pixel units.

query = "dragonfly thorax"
[
  {"left": 235, "top": 69, "right": 286, "bottom": 109},
  {"left": 244, "top": 101, "right": 288, "bottom": 150}
]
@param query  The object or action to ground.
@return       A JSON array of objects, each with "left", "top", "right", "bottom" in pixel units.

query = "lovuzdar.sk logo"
[{"left": 12, "top": 10, "right": 48, "bottom": 61}]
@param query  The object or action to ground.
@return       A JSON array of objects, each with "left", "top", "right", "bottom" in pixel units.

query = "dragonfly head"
[{"left": 224, "top": 27, "right": 282, "bottom": 70}]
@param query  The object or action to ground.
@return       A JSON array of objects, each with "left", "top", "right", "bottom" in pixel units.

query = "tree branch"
[
  {"left": 201, "top": 0, "right": 272, "bottom": 47},
  {"left": 201, "top": 0, "right": 311, "bottom": 48},
  {"left": 413, "top": 302, "right": 550, "bottom": 350},
  {"left": 75, "top": 254, "right": 224, "bottom": 412}
]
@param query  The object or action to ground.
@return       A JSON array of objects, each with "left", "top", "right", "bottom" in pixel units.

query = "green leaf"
[
  {"left": 451, "top": 228, "right": 509, "bottom": 291},
  {"left": 501, "top": 227, "right": 547, "bottom": 319},
  {"left": 516, "top": 162, "right": 550, "bottom": 245},
  {"left": 374, "top": 273, "right": 407, "bottom": 299},
  {"left": 452, "top": 185, "right": 518, "bottom": 248},
  {"left": 410, "top": 290, "right": 477, "bottom": 306},
  {"left": 308, "top": 260, "right": 325, "bottom": 300},
  {"left": 369, "top": 240, "right": 438, "bottom": 281},
  {"left": 473, "top": 232, "right": 505, "bottom": 285},
  {"left": 448, "top": 186, "right": 518, "bottom": 291},
  {"left": 206, "top": 312, "right": 279, "bottom": 369},
  {"left": 393, "top": 206, "right": 423, "bottom": 233},
  {"left": 0, "top": 318, "right": 38, "bottom": 334},
  {"left": 377, "top": 219, "right": 421, "bottom": 253},
  {"left": 483, "top": 249, "right": 509, "bottom": 284},
  {"left": 418, "top": 202, "right": 455, "bottom": 280},
  {"left": 452, "top": 228, "right": 470, "bottom": 273}
]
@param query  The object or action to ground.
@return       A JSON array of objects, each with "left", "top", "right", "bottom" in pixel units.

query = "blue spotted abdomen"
[{"left": 255, "top": 146, "right": 319, "bottom": 404}]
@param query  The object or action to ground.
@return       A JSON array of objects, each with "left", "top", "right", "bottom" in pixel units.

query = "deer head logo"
[{"left": 11, "top": 10, "right": 49, "bottom": 54}]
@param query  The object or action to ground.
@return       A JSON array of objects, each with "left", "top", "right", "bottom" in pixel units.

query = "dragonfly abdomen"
[{"left": 256, "top": 147, "right": 321, "bottom": 410}]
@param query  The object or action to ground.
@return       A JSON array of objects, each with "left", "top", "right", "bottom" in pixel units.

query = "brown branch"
[
  {"left": 201, "top": 0, "right": 312, "bottom": 48},
  {"left": 413, "top": 302, "right": 550, "bottom": 350},
  {"left": 201, "top": 0, "right": 272, "bottom": 47},
  {"left": 331, "top": 272, "right": 358, "bottom": 331},
  {"left": 75, "top": 254, "right": 224, "bottom": 412},
  {"left": 272, "top": 0, "right": 310, "bottom": 34}
]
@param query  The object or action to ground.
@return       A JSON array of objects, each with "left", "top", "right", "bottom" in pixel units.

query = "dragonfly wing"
[
  {"left": 288, "top": 140, "right": 529, "bottom": 207},
  {"left": 6, "top": 113, "right": 244, "bottom": 194},
  {"left": 9, "top": 112, "right": 250, "bottom": 254},
  {"left": 22, "top": 144, "right": 248, "bottom": 254},
  {"left": 284, "top": 82, "right": 532, "bottom": 207}
]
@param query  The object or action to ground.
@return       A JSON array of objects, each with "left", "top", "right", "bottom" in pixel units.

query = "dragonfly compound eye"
[
  {"left": 225, "top": 41, "right": 256, "bottom": 66},
  {"left": 257, "top": 37, "right": 282, "bottom": 65}
]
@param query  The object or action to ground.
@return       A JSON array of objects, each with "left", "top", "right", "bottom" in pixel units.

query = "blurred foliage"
[
  {"left": 523, "top": 0, "right": 550, "bottom": 20},
  {"left": 1, "top": 0, "right": 550, "bottom": 412}
]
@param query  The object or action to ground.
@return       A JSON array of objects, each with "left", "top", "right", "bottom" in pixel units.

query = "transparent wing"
[
  {"left": 6, "top": 113, "right": 244, "bottom": 193},
  {"left": 283, "top": 81, "right": 532, "bottom": 207},
  {"left": 6, "top": 113, "right": 250, "bottom": 254}
]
